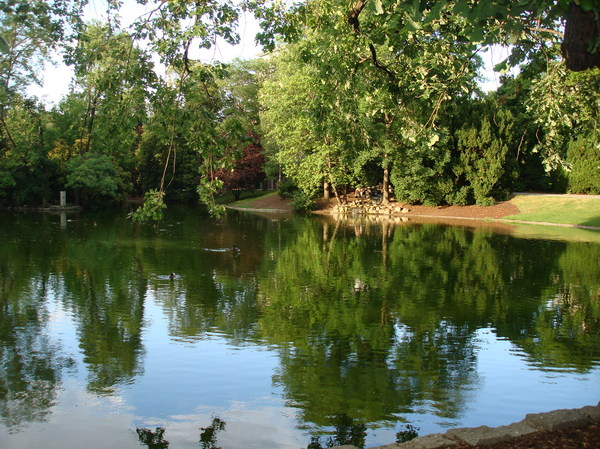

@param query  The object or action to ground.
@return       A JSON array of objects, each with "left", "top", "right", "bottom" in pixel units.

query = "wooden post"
[{"left": 60, "top": 191, "right": 67, "bottom": 207}]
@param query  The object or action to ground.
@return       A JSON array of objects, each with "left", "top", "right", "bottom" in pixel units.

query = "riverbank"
[
  {"left": 225, "top": 191, "right": 600, "bottom": 231},
  {"left": 359, "top": 402, "right": 600, "bottom": 449}
]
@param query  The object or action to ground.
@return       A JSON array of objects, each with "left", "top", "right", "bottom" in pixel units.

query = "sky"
[
  {"left": 27, "top": 0, "right": 510, "bottom": 105},
  {"left": 27, "top": 0, "right": 263, "bottom": 105}
]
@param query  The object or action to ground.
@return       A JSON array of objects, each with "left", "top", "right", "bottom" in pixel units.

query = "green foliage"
[
  {"left": 197, "top": 177, "right": 226, "bottom": 218},
  {"left": 567, "top": 131, "right": 600, "bottom": 194},
  {"left": 527, "top": 64, "right": 600, "bottom": 171},
  {"left": 277, "top": 179, "right": 298, "bottom": 199},
  {"left": 129, "top": 189, "right": 167, "bottom": 223},
  {"left": 65, "top": 153, "right": 127, "bottom": 204},
  {"left": 291, "top": 190, "right": 317, "bottom": 213},
  {"left": 0, "top": 35, "right": 8, "bottom": 53},
  {"left": 453, "top": 105, "right": 516, "bottom": 205},
  {"left": 390, "top": 134, "right": 454, "bottom": 206},
  {"left": 214, "top": 137, "right": 266, "bottom": 200},
  {"left": 0, "top": 0, "right": 597, "bottom": 211}
]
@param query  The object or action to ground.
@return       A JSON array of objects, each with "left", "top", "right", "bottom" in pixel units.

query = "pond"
[{"left": 0, "top": 207, "right": 599, "bottom": 449}]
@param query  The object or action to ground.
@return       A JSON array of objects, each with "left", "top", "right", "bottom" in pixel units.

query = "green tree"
[
  {"left": 69, "top": 22, "right": 155, "bottom": 161},
  {"left": 451, "top": 100, "right": 518, "bottom": 205},
  {"left": 65, "top": 152, "right": 128, "bottom": 205},
  {"left": 566, "top": 130, "right": 600, "bottom": 194},
  {"left": 526, "top": 62, "right": 600, "bottom": 174},
  {"left": 0, "top": 96, "right": 56, "bottom": 206},
  {"left": 254, "top": 0, "right": 598, "bottom": 72},
  {"left": 0, "top": 0, "right": 85, "bottom": 149}
]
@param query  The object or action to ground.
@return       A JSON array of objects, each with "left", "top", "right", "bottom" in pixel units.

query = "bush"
[
  {"left": 291, "top": 190, "right": 316, "bottom": 212},
  {"left": 278, "top": 179, "right": 298, "bottom": 199},
  {"left": 567, "top": 133, "right": 600, "bottom": 194}
]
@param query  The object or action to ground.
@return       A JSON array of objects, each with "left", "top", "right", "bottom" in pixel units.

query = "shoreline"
[
  {"left": 226, "top": 191, "right": 600, "bottom": 232},
  {"left": 342, "top": 402, "right": 600, "bottom": 449}
]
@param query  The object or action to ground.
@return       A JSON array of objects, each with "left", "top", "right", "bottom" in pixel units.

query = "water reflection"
[
  {"left": 0, "top": 209, "right": 598, "bottom": 447},
  {"left": 200, "top": 416, "right": 227, "bottom": 449},
  {"left": 306, "top": 414, "right": 367, "bottom": 449},
  {"left": 137, "top": 427, "right": 170, "bottom": 449}
]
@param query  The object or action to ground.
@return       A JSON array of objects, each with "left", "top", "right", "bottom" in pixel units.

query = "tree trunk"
[
  {"left": 382, "top": 165, "right": 390, "bottom": 205},
  {"left": 330, "top": 182, "right": 342, "bottom": 205},
  {"left": 323, "top": 179, "right": 330, "bottom": 200},
  {"left": 561, "top": 2, "right": 600, "bottom": 71}
]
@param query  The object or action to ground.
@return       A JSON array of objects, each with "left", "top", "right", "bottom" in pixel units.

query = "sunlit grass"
[
  {"left": 215, "top": 190, "right": 273, "bottom": 205},
  {"left": 505, "top": 195, "right": 600, "bottom": 228}
]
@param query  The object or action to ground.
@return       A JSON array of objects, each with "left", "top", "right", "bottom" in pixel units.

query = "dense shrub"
[
  {"left": 291, "top": 190, "right": 317, "bottom": 212},
  {"left": 278, "top": 179, "right": 298, "bottom": 199},
  {"left": 567, "top": 132, "right": 600, "bottom": 194}
]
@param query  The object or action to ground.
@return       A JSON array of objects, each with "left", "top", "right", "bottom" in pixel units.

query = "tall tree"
[{"left": 0, "top": 0, "right": 85, "bottom": 150}]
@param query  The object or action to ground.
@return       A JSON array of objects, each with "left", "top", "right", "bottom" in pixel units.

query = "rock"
[
  {"left": 581, "top": 402, "right": 600, "bottom": 422},
  {"left": 445, "top": 422, "right": 537, "bottom": 446},
  {"left": 521, "top": 408, "right": 591, "bottom": 432}
]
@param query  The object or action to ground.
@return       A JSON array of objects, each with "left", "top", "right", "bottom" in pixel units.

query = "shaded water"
[{"left": 0, "top": 207, "right": 599, "bottom": 448}]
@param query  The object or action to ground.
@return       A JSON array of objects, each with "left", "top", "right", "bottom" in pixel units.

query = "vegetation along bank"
[{"left": 1, "top": 1, "right": 598, "bottom": 220}]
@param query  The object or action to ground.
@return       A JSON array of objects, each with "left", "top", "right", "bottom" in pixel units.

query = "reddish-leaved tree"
[{"left": 215, "top": 136, "right": 266, "bottom": 200}]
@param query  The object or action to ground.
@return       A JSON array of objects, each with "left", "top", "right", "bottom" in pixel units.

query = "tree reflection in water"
[
  {"left": 137, "top": 427, "right": 169, "bottom": 449},
  {"left": 306, "top": 414, "right": 367, "bottom": 449},
  {"left": 199, "top": 416, "right": 226, "bottom": 449},
  {"left": 0, "top": 211, "right": 599, "bottom": 448},
  {"left": 136, "top": 417, "right": 227, "bottom": 449}
]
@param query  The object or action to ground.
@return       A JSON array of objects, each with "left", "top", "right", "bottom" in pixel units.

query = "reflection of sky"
[
  {"left": 20, "top": 286, "right": 305, "bottom": 449},
  {"left": 129, "top": 295, "right": 284, "bottom": 421},
  {"left": 368, "top": 328, "right": 600, "bottom": 444},
  {"left": 468, "top": 329, "right": 599, "bottom": 426}
]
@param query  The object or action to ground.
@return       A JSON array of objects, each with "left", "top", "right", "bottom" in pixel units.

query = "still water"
[{"left": 0, "top": 207, "right": 598, "bottom": 449}]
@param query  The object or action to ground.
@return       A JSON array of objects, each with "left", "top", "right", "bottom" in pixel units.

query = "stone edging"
[{"left": 332, "top": 402, "right": 600, "bottom": 449}]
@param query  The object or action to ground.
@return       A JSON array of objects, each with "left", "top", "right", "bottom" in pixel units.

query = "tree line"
[{"left": 1, "top": 0, "right": 598, "bottom": 216}]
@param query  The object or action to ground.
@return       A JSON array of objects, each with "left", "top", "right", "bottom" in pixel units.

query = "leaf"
[
  {"left": 507, "top": 34, "right": 519, "bottom": 45},
  {"left": 374, "top": 0, "right": 384, "bottom": 15},
  {"left": 429, "top": 133, "right": 440, "bottom": 146},
  {"left": 423, "top": 0, "right": 447, "bottom": 24},
  {"left": 453, "top": 0, "right": 471, "bottom": 17},
  {"left": 576, "top": 0, "right": 600, "bottom": 12},
  {"left": 0, "top": 35, "right": 9, "bottom": 54},
  {"left": 493, "top": 59, "right": 509, "bottom": 73}
]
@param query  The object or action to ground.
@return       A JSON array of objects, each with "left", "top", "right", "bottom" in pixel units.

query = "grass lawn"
[
  {"left": 215, "top": 190, "right": 270, "bottom": 205},
  {"left": 505, "top": 195, "right": 600, "bottom": 228}
]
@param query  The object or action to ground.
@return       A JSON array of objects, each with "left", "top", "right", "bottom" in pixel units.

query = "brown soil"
[
  {"left": 390, "top": 200, "right": 520, "bottom": 219},
  {"left": 455, "top": 422, "right": 600, "bottom": 449},
  {"left": 245, "top": 193, "right": 521, "bottom": 220}
]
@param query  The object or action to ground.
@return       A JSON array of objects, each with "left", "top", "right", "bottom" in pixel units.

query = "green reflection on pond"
[{"left": 0, "top": 208, "right": 598, "bottom": 448}]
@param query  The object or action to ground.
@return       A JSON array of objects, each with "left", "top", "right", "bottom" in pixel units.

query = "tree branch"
[
  {"left": 348, "top": 0, "right": 367, "bottom": 33},
  {"left": 347, "top": 1, "right": 397, "bottom": 81},
  {"left": 526, "top": 26, "right": 565, "bottom": 39}
]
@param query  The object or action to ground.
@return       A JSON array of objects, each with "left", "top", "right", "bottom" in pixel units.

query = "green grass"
[
  {"left": 505, "top": 195, "right": 600, "bottom": 228},
  {"left": 215, "top": 190, "right": 273, "bottom": 206}
]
